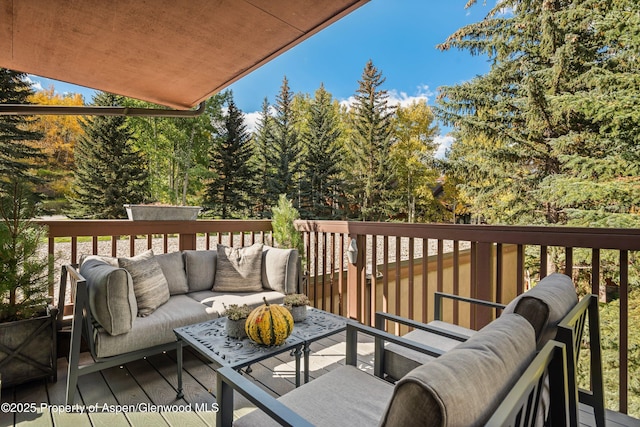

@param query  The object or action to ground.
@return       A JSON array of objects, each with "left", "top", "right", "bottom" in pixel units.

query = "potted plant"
[
  {"left": 223, "top": 304, "right": 252, "bottom": 339},
  {"left": 283, "top": 293, "right": 310, "bottom": 322},
  {"left": 0, "top": 180, "right": 57, "bottom": 387}
]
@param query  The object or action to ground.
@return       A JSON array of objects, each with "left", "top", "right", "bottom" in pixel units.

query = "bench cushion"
[
  {"left": 383, "top": 321, "right": 475, "bottom": 381},
  {"left": 187, "top": 290, "right": 285, "bottom": 316},
  {"left": 213, "top": 243, "right": 264, "bottom": 292},
  {"left": 119, "top": 250, "right": 170, "bottom": 317},
  {"left": 80, "top": 258, "right": 137, "bottom": 336},
  {"left": 93, "top": 295, "right": 216, "bottom": 358},
  {"left": 503, "top": 273, "right": 577, "bottom": 346},
  {"left": 235, "top": 365, "right": 394, "bottom": 427},
  {"left": 155, "top": 251, "right": 189, "bottom": 295},
  {"left": 380, "top": 313, "right": 536, "bottom": 427}
]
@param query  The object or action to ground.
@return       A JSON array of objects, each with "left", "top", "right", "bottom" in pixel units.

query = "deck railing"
[
  {"left": 40, "top": 219, "right": 638, "bottom": 416},
  {"left": 295, "top": 220, "right": 639, "bottom": 416}
]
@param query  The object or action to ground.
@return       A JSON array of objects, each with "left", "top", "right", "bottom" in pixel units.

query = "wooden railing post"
[
  {"left": 179, "top": 232, "right": 197, "bottom": 251},
  {"left": 346, "top": 234, "right": 364, "bottom": 321},
  {"left": 474, "top": 241, "right": 494, "bottom": 329}
]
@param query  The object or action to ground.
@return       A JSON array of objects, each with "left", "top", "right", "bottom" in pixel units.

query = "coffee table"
[{"left": 173, "top": 307, "right": 347, "bottom": 397}]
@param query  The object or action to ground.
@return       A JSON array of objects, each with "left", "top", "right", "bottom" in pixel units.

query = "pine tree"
[
  {"left": 438, "top": 0, "right": 640, "bottom": 228},
  {"left": 0, "top": 69, "right": 43, "bottom": 187},
  {"left": 68, "top": 92, "right": 149, "bottom": 218},
  {"left": 204, "top": 95, "right": 254, "bottom": 218},
  {"left": 347, "top": 60, "right": 395, "bottom": 221},
  {"left": 265, "top": 77, "right": 302, "bottom": 208},
  {"left": 300, "top": 84, "right": 345, "bottom": 219},
  {"left": 249, "top": 98, "right": 274, "bottom": 218}
]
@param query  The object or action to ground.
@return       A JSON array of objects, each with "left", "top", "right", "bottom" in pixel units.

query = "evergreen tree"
[
  {"left": 0, "top": 69, "right": 43, "bottom": 187},
  {"left": 265, "top": 77, "right": 302, "bottom": 207},
  {"left": 249, "top": 98, "right": 274, "bottom": 218},
  {"left": 438, "top": 0, "right": 640, "bottom": 228},
  {"left": 205, "top": 95, "right": 254, "bottom": 218},
  {"left": 347, "top": 60, "right": 395, "bottom": 221},
  {"left": 69, "top": 92, "right": 149, "bottom": 218},
  {"left": 300, "top": 84, "right": 345, "bottom": 219}
]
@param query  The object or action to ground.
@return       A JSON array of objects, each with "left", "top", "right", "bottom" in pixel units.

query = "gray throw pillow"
[
  {"left": 118, "top": 250, "right": 170, "bottom": 316},
  {"left": 213, "top": 243, "right": 264, "bottom": 292},
  {"left": 261, "top": 245, "right": 299, "bottom": 294},
  {"left": 155, "top": 251, "right": 189, "bottom": 295}
]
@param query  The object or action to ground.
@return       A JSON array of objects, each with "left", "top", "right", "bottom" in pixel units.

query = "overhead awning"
[{"left": 0, "top": 0, "right": 369, "bottom": 109}]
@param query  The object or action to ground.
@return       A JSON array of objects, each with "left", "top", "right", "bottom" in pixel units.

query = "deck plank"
[
  {"left": 4, "top": 328, "right": 640, "bottom": 427},
  {"left": 75, "top": 354, "right": 130, "bottom": 427},
  {"left": 13, "top": 379, "right": 52, "bottom": 427},
  {"left": 46, "top": 358, "right": 92, "bottom": 427},
  {"left": 100, "top": 364, "right": 169, "bottom": 426}
]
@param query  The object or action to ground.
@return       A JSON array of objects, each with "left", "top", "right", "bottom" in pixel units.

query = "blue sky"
[{"left": 28, "top": 0, "right": 496, "bottom": 156}]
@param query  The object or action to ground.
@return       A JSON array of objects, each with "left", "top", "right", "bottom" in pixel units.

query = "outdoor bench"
[{"left": 59, "top": 243, "right": 301, "bottom": 405}]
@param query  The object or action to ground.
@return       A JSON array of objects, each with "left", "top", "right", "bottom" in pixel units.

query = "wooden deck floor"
[{"left": 1, "top": 331, "right": 636, "bottom": 426}]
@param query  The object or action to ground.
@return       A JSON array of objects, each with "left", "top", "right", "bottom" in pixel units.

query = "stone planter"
[
  {"left": 288, "top": 305, "right": 308, "bottom": 323},
  {"left": 124, "top": 204, "right": 201, "bottom": 221},
  {"left": 226, "top": 318, "right": 247, "bottom": 339},
  {"left": 0, "top": 306, "right": 57, "bottom": 388}
]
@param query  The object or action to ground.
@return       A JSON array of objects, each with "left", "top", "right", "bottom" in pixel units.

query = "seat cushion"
[
  {"left": 155, "top": 251, "right": 189, "bottom": 295},
  {"left": 235, "top": 365, "right": 394, "bottom": 427},
  {"left": 380, "top": 313, "right": 536, "bottom": 427},
  {"left": 503, "top": 273, "right": 577, "bottom": 346},
  {"left": 119, "top": 250, "right": 170, "bottom": 317},
  {"left": 188, "top": 290, "right": 285, "bottom": 316},
  {"left": 383, "top": 321, "right": 475, "bottom": 381},
  {"left": 184, "top": 250, "right": 217, "bottom": 292},
  {"left": 93, "top": 295, "right": 217, "bottom": 358},
  {"left": 213, "top": 243, "right": 264, "bottom": 292},
  {"left": 80, "top": 258, "right": 137, "bottom": 336},
  {"left": 262, "top": 245, "right": 299, "bottom": 294}
]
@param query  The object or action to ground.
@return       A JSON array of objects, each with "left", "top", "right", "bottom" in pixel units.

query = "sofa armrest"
[
  {"left": 216, "top": 366, "right": 313, "bottom": 427},
  {"left": 345, "top": 321, "right": 446, "bottom": 378},
  {"left": 375, "top": 312, "right": 470, "bottom": 343},
  {"left": 434, "top": 291, "right": 506, "bottom": 321}
]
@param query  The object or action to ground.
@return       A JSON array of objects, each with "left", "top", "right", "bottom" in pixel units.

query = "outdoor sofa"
[
  {"left": 216, "top": 272, "right": 602, "bottom": 426},
  {"left": 59, "top": 243, "right": 301, "bottom": 405}
]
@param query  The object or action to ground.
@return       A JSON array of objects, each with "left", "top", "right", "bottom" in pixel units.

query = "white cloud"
[
  {"left": 434, "top": 135, "right": 455, "bottom": 159},
  {"left": 339, "top": 85, "right": 433, "bottom": 111},
  {"left": 244, "top": 111, "right": 262, "bottom": 133},
  {"left": 243, "top": 105, "right": 276, "bottom": 133},
  {"left": 24, "top": 76, "right": 43, "bottom": 91}
]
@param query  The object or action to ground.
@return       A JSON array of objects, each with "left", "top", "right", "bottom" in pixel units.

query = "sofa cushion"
[
  {"left": 79, "top": 254, "right": 119, "bottom": 267},
  {"left": 503, "top": 273, "right": 577, "bottom": 346},
  {"left": 118, "top": 250, "right": 170, "bottom": 317},
  {"left": 383, "top": 321, "right": 475, "bottom": 381},
  {"left": 188, "top": 290, "right": 285, "bottom": 316},
  {"left": 213, "top": 243, "right": 264, "bottom": 292},
  {"left": 79, "top": 258, "right": 137, "bottom": 336},
  {"left": 380, "top": 313, "right": 536, "bottom": 427},
  {"left": 262, "top": 245, "right": 299, "bottom": 294},
  {"left": 235, "top": 365, "right": 394, "bottom": 427},
  {"left": 184, "top": 250, "right": 217, "bottom": 292},
  {"left": 93, "top": 295, "right": 216, "bottom": 358},
  {"left": 155, "top": 251, "right": 189, "bottom": 295}
]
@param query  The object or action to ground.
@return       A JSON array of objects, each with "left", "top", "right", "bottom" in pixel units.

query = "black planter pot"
[{"left": 0, "top": 306, "right": 58, "bottom": 388}]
